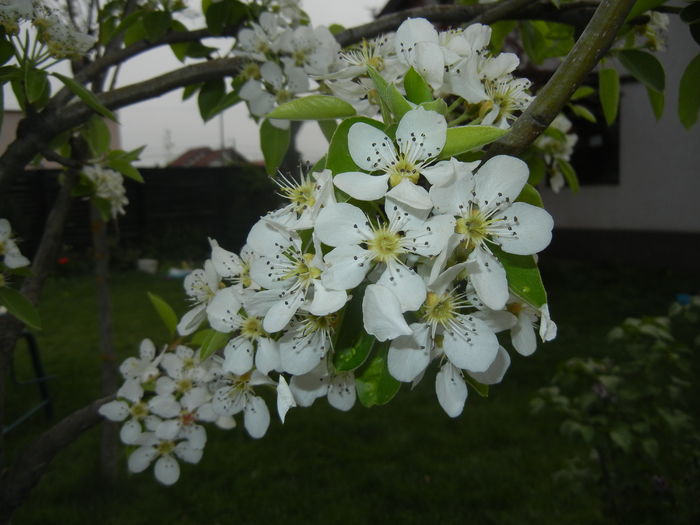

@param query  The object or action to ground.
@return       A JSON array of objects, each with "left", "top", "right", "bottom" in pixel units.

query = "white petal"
[
  {"left": 244, "top": 395, "right": 270, "bottom": 439},
  {"left": 362, "top": 284, "right": 412, "bottom": 341},
  {"left": 322, "top": 245, "right": 371, "bottom": 291},
  {"left": 442, "top": 314, "right": 499, "bottom": 373},
  {"left": 396, "top": 18, "right": 439, "bottom": 64},
  {"left": 539, "top": 304, "right": 558, "bottom": 342},
  {"left": 223, "top": 337, "right": 255, "bottom": 375},
  {"left": 148, "top": 396, "right": 181, "bottom": 419},
  {"left": 127, "top": 446, "right": 157, "bottom": 473},
  {"left": 413, "top": 42, "right": 446, "bottom": 90},
  {"left": 385, "top": 179, "right": 433, "bottom": 210},
  {"left": 182, "top": 424, "right": 207, "bottom": 450},
  {"left": 407, "top": 213, "right": 455, "bottom": 257},
  {"left": 468, "top": 346, "right": 511, "bottom": 385},
  {"left": 177, "top": 304, "right": 206, "bottom": 336},
  {"left": 472, "top": 309, "right": 517, "bottom": 333},
  {"left": 154, "top": 455, "right": 180, "bottom": 486},
  {"left": 263, "top": 286, "right": 306, "bottom": 333},
  {"left": 377, "top": 263, "right": 426, "bottom": 312},
  {"left": 117, "top": 379, "right": 143, "bottom": 403},
  {"left": 494, "top": 202, "right": 554, "bottom": 255},
  {"left": 175, "top": 440, "right": 204, "bottom": 463},
  {"left": 276, "top": 375, "right": 296, "bottom": 423},
  {"left": 255, "top": 337, "right": 281, "bottom": 375},
  {"left": 120, "top": 418, "right": 144, "bottom": 445},
  {"left": 139, "top": 339, "right": 156, "bottom": 361},
  {"left": 511, "top": 311, "right": 537, "bottom": 356},
  {"left": 474, "top": 155, "right": 528, "bottom": 212},
  {"left": 246, "top": 217, "right": 296, "bottom": 256},
  {"left": 348, "top": 123, "right": 394, "bottom": 171},
  {"left": 429, "top": 171, "right": 474, "bottom": 215},
  {"left": 315, "top": 203, "right": 370, "bottom": 247},
  {"left": 396, "top": 108, "right": 447, "bottom": 162},
  {"left": 388, "top": 323, "right": 431, "bottom": 382},
  {"left": 307, "top": 280, "right": 347, "bottom": 316},
  {"left": 280, "top": 331, "right": 325, "bottom": 376},
  {"left": 99, "top": 400, "right": 130, "bottom": 422},
  {"left": 206, "top": 288, "right": 242, "bottom": 333},
  {"left": 181, "top": 387, "right": 210, "bottom": 412},
  {"left": 155, "top": 419, "right": 181, "bottom": 441},
  {"left": 435, "top": 363, "right": 467, "bottom": 418},
  {"left": 327, "top": 372, "right": 356, "bottom": 412},
  {"left": 333, "top": 172, "right": 389, "bottom": 201},
  {"left": 209, "top": 239, "right": 243, "bottom": 277},
  {"left": 289, "top": 364, "right": 329, "bottom": 407},
  {"left": 467, "top": 248, "right": 509, "bottom": 310}
]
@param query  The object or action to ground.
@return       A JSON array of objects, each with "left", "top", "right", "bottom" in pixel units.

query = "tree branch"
[
  {"left": 485, "top": 0, "right": 637, "bottom": 159},
  {"left": 0, "top": 394, "right": 114, "bottom": 523}
]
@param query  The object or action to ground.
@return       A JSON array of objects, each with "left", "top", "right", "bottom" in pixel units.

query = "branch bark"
[
  {"left": 0, "top": 394, "right": 114, "bottom": 523},
  {"left": 485, "top": 0, "right": 637, "bottom": 158}
]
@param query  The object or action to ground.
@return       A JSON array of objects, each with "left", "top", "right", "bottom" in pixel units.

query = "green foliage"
[
  {"left": 403, "top": 67, "right": 433, "bottom": 104},
  {"left": 205, "top": 0, "right": 249, "bottom": 35},
  {"left": 520, "top": 20, "right": 575, "bottom": 65},
  {"left": 533, "top": 296, "right": 700, "bottom": 524},
  {"left": 105, "top": 148, "right": 145, "bottom": 183},
  {"left": 678, "top": 53, "right": 700, "bottom": 128},
  {"left": 143, "top": 10, "right": 172, "bottom": 42},
  {"left": 556, "top": 158, "right": 579, "bottom": 192},
  {"left": 0, "top": 286, "right": 42, "bottom": 330},
  {"left": 197, "top": 329, "right": 230, "bottom": 361},
  {"left": 52, "top": 73, "right": 117, "bottom": 121},
  {"left": 439, "top": 125, "right": 506, "bottom": 159},
  {"left": 492, "top": 245, "right": 548, "bottom": 308},
  {"left": 82, "top": 115, "right": 112, "bottom": 156},
  {"left": 367, "top": 66, "right": 412, "bottom": 123},
  {"left": 626, "top": 0, "right": 668, "bottom": 22},
  {"left": 598, "top": 68, "right": 620, "bottom": 126},
  {"left": 260, "top": 119, "right": 291, "bottom": 174},
  {"left": 355, "top": 342, "right": 401, "bottom": 407},
  {"left": 267, "top": 95, "right": 356, "bottom": 120},
  {"left": 333, "top": 287, "right": 374, "bottom": 372},
  {"left": 147, "top": 292, "right": 178, "bottom": 336},
  {"left": 616, "top": 49, "right": 665, "bottom": 93}
]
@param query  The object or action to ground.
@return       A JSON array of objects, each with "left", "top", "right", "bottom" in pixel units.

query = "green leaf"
[
  {"left": 325, "top": 116, "right": 384, "bottom": 175},
  {"left": 93, "top": 197, "right": 112, "bottom": 221},
  {"left": 598, "top": 68, "right": 620, "bottom": 126},
  {"left": 198, "top": 79, "right": 226, "bottom": 121},
  {"left": 123, "top": 18, "right": 147, "bottom": 47},
  {"left": 420, "top": 98, "right": 448, "bottom": 115},
  {"left": 681, "top": 2, "right": 700, "bottom": 24},
  {"left": 570, "top": 85, "right": 595, "bottom": 101},
  {"left": 0, "top": 287, "right": 42, "bottom": 330},
  {"left": 489, "top": 20, "right": 517, "bottom": 54},
  {"left": 82, "top": 115, "right": 111, "bottom": 155},
  {"left": 206, "top": 0, "right": 234, "bottom": 35},
  {"left": 334, "top": 286, "right": 375, "bottom": 372},
  {"left": 568, "top": 103, "right": 596, "bottom": 123},
  {"left": 678, "top": 53, "right": 700, "bottom": 128},
  {"left": 318, "top": 119, "right": 337, "bottom": 143},
  {"left": 147, "top": 292, "right": 178, "bottom": 336},
  {"left": 525, "top": 152, "right": 546, "bottom": 186},
  {"left": 367, "top": 66, "right": 412, "bottom": 122},
  {"left": 102, "top": 9, "right": 145, "bottom": 46},
  {"left": 260, "top": 119, "right": 290, "bottom": 175},
  {"left": 106, "top": 157, "right": 144, "bottom": 183},
  {"left": 169, "top": 20, "right": 189, "bottom": 61},
  {"left": 440, "top": 126, "right": 506, "bottom": 159},
  {"left": 25, "top": 68, "right": 48, "bottom": 104},
  {"left": 516, "top": 183, "right": 544, "bottom": 208},
  {"left": 617, "top": 49, "right": 665, "bottom": 92},
  {"left": 182, "top": 82, "right": 202, "bottom": 101},
  {"left": 556, "top": 159, "right": 579, "bottom": 192},
  {"left": 198, "top": 329, "right": 230, "bottom": 361},
  {"left": 646, "top": 86, "right": 664, "bottom": 120},
  {"left": 642, "top": 438, "right": 659, "bottom": 459},
  {"left": 492, "top": 245, "right": 547, "bottom": 308},
  {"left": 0, "top": 36, "right": 13, "bottom": 65},
  {"left": 627, "top": 0, "right": 667, "bottom": 22},
  {"left": 404, "top": 67, "right": 433, "bottom": 104},
  {"left": 143, "top": 10, "right": 172, "bottom": 42},
  {"left": 465, "top": 376, "right": 489, "bottom": 397},
  {"left": 355, "top": 342, "right": 400, "bottom": 407},
  {"left": 610, "top": 426, "right": 633, "bottom": 453},
  {"left": 52, "top": 73, "right": 117, "bottom": 121},
  {"left": 267, "top": 95, "right": 356, "bottom": 120}
]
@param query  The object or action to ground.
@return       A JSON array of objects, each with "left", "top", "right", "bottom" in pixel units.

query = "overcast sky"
[{"left": 117, "top": 0, "right": 386, "bottom": 165}]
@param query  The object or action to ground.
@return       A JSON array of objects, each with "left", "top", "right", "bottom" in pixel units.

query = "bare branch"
[
  {"left": 0, "top": 395, "right": 115, "bottom": 523},
  {"left": 485, "top": 0, "right": 637, "bottom": 159}
]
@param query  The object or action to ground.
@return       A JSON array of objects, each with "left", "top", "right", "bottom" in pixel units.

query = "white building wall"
[{"left": 541, "top": 17, "right": 700, "bottom": 233}]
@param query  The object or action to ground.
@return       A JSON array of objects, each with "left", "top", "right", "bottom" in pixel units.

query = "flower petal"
[
  {"left": 348, "top": 123, "right": 394, "bottom": 171},
  {"left": 388, "top": 322, "right": 431, "bottom": 382},
  {"left": 396, "top": 108, "right": 447, "bottom": 162},
  {"left": 467, "top": 346, "right": 511, "bottom": 385},
  {"left": 377, "top": 262, "right": 426, "bottom": 312},
  {"left": 333, "top": 171, "right": 389, "bottom": 201},
  {"left": 255, "top": 337, "right": 281, "bottom": 375},
  {"left": 474, "top": 155, "right": 528, "bottom": 212},
  {"left": 494, "top": 202, "right": 554, "bottom": 256},
  {"left": 385, "top": 179, "right": 433, "bottom": 210},
  {"left": 435, "top": 362, "right": 467, "bottom": 418},
  {"left": 154, "top": 455, "right": 180, "bottom": 486},
  {"left": 442, "top": 314, "right": 499, "bottom": 373},
  {"left": 327, "top": 372, "right": 356, "bottom": 412},
  {"left": 99, "top": 400, "right": 130, "bottom": 422},
  {"left": 362, "top": 284, "right": 412, "bottom": 341},
  {"left": 315, "top": 203, "right": 371, "bottom": 247},
  {"left": 467, "top": 248, "right": 508, "bottom": 310},
  {"left": 244, "top": 395, "right": 270, "bottom": 439},
  {"left": 128, "top": 445, "right": 157, "bottom": 473},
  {"left": 276, "top": 375, "right": 296, "bottom": 423},
  {"left": 223, "top": 337, "right": 255, "bottom": 375}
]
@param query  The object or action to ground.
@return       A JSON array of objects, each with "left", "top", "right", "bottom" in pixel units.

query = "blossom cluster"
[
  {"left": 81, "top": 165, "right": 129, "bottom": 218},
  {"left": 234, "top": 15, "right": 532, "bottom": 130},
  {"left": 533, "top": 113, "right": 578, "bottom": 193},
  {"left": 0, "top": 0, "right": 95, "bottom": 59},
  {"left": 107, "top": 103, "right": 557, "bottom": 484},
  {"left": 0, "top": 218, "right": 30, "bottom": 271}
]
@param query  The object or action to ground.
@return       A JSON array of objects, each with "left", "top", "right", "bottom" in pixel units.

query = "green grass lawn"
[{"left": 5, "top": 259, "right": 696, "bottom": 524}]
